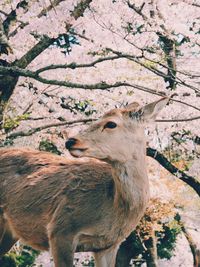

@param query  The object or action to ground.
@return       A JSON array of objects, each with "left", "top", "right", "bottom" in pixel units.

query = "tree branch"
[
  {"left": 14, "top": 35, "right": 56, "bottom": 69},
  {"left": 169, "top": 99, "right": 200, "bottom": 113},
  {"left": 37, "top": 0, "right": 65, "bottom": 18},
  {"left": 13, "top": 0, "right": 94, "bottom": 69},
  {"left": 4, "top": 111, "right": 200, "bottom": 141},
  {"left": 0, "top": 17, "right": 12, "bottom": 55},
  {"left": 0, "top": 0, "right": 94, "bottom": 121},
  {"left": 1, "top": 65, "right": 200, "bottom": 117},
  {"left": 71, "top": 0, "right": 93, "bottom": 20},
  {"left": 6, "top": 118, "right": 94, "bottom": 139},
  {"left": 147, "top": 147, "right": 200, "bottom": 197},
  {"left": 0, "top": 1, "right": 29, "bottom": 37},
  {"left": 176, "top": 214, "right": 200, "bottom": 267},
  {"left": 35, "top": 54, "right": 130, "bottom": 74},
  {"left": 181, "top": 0, "right": 200, "bottom": 8},
  {"left": 156, "top": 115, "right": 200, "bottom": 122},
  {"left": 127, "top": 1, "right": 177, "bottom": 90},
  {"left": 0, "top": 65, "right": 165, "bottom": 95},
  {"left": 127, "top": 1, "right": 148, "bottom": 22},
  {"left": 108, "top": 48, "right": 200, "bottom": 93}
]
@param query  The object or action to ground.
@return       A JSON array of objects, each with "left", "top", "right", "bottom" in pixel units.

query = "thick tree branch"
[
  {"left": 71, "top": 0, "right": 93, "bottom": 20},
  {"left": 0, "top": 65, "right": 200, "bottom": 117},
  {"left": 0, "top": 65, "right": 165, "bottom": 95},
  {"left": 147, "top": 147, "right": 200, "bottom": 197},
  {"left": 6, "top": 46, "right": 200, "bottom": 94},
  {"left": 14, "top": 0, "right": 94, "bottom": 69},
  {"left": 14, "top": 35, "right": 56, "bottom": 69}
]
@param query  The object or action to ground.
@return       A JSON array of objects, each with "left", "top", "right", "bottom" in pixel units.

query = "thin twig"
[
  {"left": 156, "top": 115, "right": 200, "bottom": 122},
  {"left": 108, "top": 48, "right": 200, "bottom": 93},
  {"left": 37, "top": 0, "right": 65, "bottom": 18},
  {"left": 6, "top": 118, "right": 95, "bottom": 139},
  {"left": 5, "top": 111, "right": 200, "bottom": 141},
  {"left": 35, "top": 55, "right": 132, "bottom": 74}
]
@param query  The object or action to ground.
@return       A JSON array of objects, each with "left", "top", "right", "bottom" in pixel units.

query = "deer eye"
[{"left": 104, "top": 121, "right": 117, "bottom": 129}]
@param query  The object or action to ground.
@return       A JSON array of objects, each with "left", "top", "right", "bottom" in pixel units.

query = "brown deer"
[{"left": 0, "top": 97, "right": 168, "bottom": 267}]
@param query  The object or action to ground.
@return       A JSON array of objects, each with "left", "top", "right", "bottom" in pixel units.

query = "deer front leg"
[
  {"left": 0, "top": 214, "right": 17, "bottom": 258},
  {"left": 94, "top": 245, "right": 119, "bottom": 267},
  {"left": 48, "top": 199, "right": 79, "bottom": 267},
  {"left": 0, "top": 214, "right": 5, "bottom": 243},
  {"left": 0, "top": 230, "right": 17, "bottom": 257},
  {"left": 49, "top": 232, "right": 77, "bottom": 267}
]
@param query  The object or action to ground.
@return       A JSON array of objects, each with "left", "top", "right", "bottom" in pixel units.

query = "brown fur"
[{"left": 0, "top": 98, "right": 168, "bottom": 267}]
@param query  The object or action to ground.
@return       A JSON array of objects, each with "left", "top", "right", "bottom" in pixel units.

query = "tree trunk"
[
  {"left": 177, "top": 215, "right": 200, "bottom": 267},
  {"left": 145, "top": 233, "right": 158, "bottom": 267},
  {"left": 0, "top": 60, "right": 19, "bottom": 124},
  {"left": 157, "top": 33, "right": 177, "bottom": 90}
]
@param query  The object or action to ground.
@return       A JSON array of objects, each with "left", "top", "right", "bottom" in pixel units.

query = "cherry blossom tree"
[{"left": 0, "top": 0, "right": 200, "bottom": 266}]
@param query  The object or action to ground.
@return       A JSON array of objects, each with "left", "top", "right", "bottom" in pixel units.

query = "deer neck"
[{"left": 111, "top": 149, "right": 149, "bottom": 212}]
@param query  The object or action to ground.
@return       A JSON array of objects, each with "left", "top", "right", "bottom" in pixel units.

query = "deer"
[{"left": 0, "top": 97, "right": 168, "bottom": 267}]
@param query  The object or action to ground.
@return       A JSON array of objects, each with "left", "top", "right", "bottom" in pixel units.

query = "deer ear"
[
  {"left": 129, "top": 97, "right": 169, "bottom": 122},
  {"left": 125, "top": 102, "right": 140, "bottom": 112}
]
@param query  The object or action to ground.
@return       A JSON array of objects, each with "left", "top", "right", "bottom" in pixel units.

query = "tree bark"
[
  {"left": 176, "top": 214, "right": 200, "bottom": 267},
  {"left": 157, "top": 33, "right": 177, "bottom": 90},
  {"left": 0, "top": 60, "right": 18, "bottom": 123},
  {"left": 145, "top": 233, "right": 158, "bottom": 267}
]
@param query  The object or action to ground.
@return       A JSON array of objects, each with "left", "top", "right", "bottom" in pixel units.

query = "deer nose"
[{"left": 65, "top": 138, "right": 78, "bottom": 150}]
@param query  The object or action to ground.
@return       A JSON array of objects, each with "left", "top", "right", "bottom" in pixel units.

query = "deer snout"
[
  {"left": 65, "top": 138, "right": 78, "bottom": 150},
  {"left": 65, "top": 137, "right": 88, "bottom": 158}
]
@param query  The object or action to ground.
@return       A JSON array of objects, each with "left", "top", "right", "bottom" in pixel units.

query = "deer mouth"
[{"left": 68, "top": 147, "right": 88, "bottom": 158}]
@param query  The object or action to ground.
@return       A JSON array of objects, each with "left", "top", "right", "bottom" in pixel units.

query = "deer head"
[{"left": 66, "top": 97, "right": 168, "bottom": 162}]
